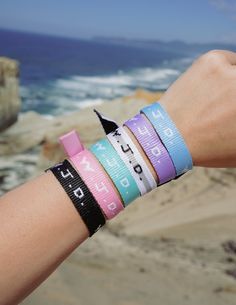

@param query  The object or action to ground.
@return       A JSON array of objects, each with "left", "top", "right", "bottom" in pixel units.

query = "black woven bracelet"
[{"left": 45, "top": 159, "right": 106, "bottom": 237}]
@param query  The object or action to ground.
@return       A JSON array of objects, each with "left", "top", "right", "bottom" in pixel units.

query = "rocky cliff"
[{"left": 0, "top": 57, "right": 21, "bottom": 131}]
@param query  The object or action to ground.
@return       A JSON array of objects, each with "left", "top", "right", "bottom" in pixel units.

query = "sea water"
[{"left": 0, "top": 29, "right": 194, "bottom": 117}]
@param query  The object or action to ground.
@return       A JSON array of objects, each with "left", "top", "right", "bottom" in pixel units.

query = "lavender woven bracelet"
[{"left": 124, "top": 114, "right": 176, "bottom": 184}]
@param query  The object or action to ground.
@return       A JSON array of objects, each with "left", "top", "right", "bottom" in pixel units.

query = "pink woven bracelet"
[{"left": 59, "top": 130, "right": 124, "bottom": 219}]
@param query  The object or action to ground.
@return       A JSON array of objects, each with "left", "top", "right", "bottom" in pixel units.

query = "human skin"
[
  {"left": 161, "top": 50, "right": 236, "bottom": 167},
  {"left": 0, "top": 50, "right": 236, "bottom": 304}
]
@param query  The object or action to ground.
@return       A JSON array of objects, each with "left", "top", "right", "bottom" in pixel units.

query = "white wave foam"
[
  {"left": 76, "top": 98, "right": 104, "bottom": 109},
  {"left": 21, "top": 57, "right": 193, "bottom": 116},
  {"left": 52, "top": 66, "right": 180, "bottom": 105},
  {"left": 56, "top": 67, "right": 180, "bottom": 89}
]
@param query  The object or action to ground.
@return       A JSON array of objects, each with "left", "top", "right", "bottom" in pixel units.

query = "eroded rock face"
[{"left": 0, "top": 57, "right": 21, "bottom": 131}]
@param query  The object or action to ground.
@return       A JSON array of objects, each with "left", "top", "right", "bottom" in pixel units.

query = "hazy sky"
[{"left": 0, "top": 0, "right": 236, "bottom": 43}]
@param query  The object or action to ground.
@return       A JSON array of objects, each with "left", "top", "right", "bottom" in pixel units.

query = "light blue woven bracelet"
[{"left": 141, "top": 102, "right": 193, "bottom": 176}]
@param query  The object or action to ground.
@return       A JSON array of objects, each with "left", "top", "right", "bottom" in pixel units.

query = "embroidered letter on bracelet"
[
  {"left": 90, "top": 138, "right": 140, "bottom": 206},
  {"left": 107, "top": 126, "right": 157, "bottom": 195},
  {"left": 59, "top": 130, "right": 124, "bottom": 220},
  {"left": 46, "top": 159, "right": 106, "bottom": 237},
  {"left": 71, "top": 149, "right": 125, "bottom": 219},
  {"left": 141, "top": 102, "right": 193, "bottom": 176},
  {"left": 124, "top": 114, "right": 176, "bottom": 184}
]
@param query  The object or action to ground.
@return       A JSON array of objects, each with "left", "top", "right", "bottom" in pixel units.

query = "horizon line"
[{"left": 0, "top": 26, "right": 234, "bottom": 47}]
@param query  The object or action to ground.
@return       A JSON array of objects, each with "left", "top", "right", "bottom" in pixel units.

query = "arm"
[
  {"left": 0, "top": 50, "right": 236, "bottom": 305},
  {"left": 0, "top": 170, "right": 89, "bottom": 305}
]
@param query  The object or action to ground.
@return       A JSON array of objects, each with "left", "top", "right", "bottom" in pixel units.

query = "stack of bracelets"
[{"left": 45, "top": 101, "right": 193, "bottom": 237}]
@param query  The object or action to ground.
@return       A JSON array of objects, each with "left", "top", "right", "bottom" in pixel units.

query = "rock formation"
[{"left": 0, "top": 57, "right": 21, "bottom": 131}]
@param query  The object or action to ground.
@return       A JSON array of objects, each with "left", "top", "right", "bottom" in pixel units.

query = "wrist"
[{"left": 159, "top": 94, "right": 198, "bottom": 166}]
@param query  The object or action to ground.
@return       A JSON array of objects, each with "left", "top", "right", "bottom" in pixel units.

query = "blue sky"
[{"left": 0, "top": 0, "right": 236, "bottom": 43}]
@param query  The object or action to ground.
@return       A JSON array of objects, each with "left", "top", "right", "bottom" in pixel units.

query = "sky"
[{"left": 0, "top": 0, "right": 236, "bottom": 43}]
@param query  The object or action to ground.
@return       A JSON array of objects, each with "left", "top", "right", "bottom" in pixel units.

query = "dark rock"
[
  {"left": 222, "top": 240, "right": 236, "bottom": 255},
  {"left": 225, "top": 257, "right": 235, "bottom": 264},
  {"left": 139, "top": 267, "right": 146, "bottom": 273},
  {"left": 225, "top": 268, "right": 236, "bottom": 280}
]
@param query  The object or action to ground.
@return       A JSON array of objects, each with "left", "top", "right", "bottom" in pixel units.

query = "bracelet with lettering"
[
  {"left": 45, "top": 159, "right": 106, "bottom": 237},
  {"left": 107, "top": 126, "right": 157, "bottom": 195},
  {"left": 124, "top": 113, "right": 176, "bottom": 184},
  {"left": 90, "top": 138, "right": 140, "bottom": 206},
  {"left": 59, "top": 130, "right": 124, "bottom": 219},
  {"left": 141, "top": 102, "right": 193, "bottom": 176}
]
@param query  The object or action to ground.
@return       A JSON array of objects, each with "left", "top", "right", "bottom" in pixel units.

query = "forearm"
[
  {"left": 0, "top": 169, "right": 89, "bottom": 304},
  {"left": 0, "top": 122, "right": 158, "bottom": 305}
]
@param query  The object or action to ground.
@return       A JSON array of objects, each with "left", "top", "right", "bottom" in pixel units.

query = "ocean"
[
  {"left": 0, "top": 29, "right": 196, "bottom": 117},
  {"left": 1, "top": 29, "right": 235, "bottom": 194}
]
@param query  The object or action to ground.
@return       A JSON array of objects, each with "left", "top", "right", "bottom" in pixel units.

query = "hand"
[{"left": 160, "top": 50, "right": 236, "bottom": 168}]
